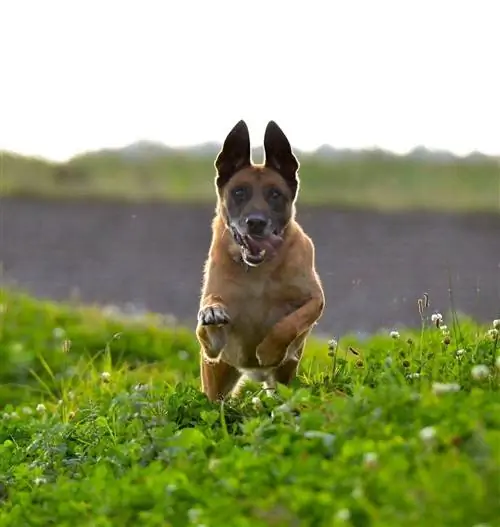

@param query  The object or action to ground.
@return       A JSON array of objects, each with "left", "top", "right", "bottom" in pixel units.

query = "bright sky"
[{"left": 1, "top": 0, "right": 499, "bottom": 162}]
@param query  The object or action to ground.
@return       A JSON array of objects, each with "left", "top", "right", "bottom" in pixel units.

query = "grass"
[
  {"left": 0, "top": 288, "right": 499, "bottom": 526},
  {"left": 1, "top": 149, "right": 499, "bottom": 212}
]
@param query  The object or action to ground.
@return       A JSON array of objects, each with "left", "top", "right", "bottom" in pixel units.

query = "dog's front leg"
[
  {"left": 196, "top": 294, "right": 231, "bottom": 362},
  {"left": 256, "top": 295, "right": 324, "bottom": 368}
]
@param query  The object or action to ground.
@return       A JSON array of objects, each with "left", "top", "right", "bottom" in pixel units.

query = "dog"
[{"left": 196, "top": 120, "right": 325, "bottom": 402}]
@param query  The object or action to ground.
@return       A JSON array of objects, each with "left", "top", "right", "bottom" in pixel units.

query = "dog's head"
[{"left": 214, "top": 120, "right": 300, "bottom": 267}]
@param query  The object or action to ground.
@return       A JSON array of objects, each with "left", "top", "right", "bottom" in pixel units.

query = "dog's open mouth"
[{"left": 232, "top": 228, "right": 283, "bottom": 266}]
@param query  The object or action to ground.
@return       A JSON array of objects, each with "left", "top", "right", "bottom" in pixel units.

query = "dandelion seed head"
[
  {"left": 455, "top": 348, "right": 466, "bottom": 358},
  {"left": 471, "top": 364, "right": 490, "bottom": 380},
  {"left": 390, "top": 330, "right": 400, "bottom": 339},
  {"left": 493, "top": 319, "right": 500, "bottom": 330}
]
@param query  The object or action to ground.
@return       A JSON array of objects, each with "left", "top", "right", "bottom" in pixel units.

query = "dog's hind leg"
[{"left": 200, "top": 356, "right": 241, "bottom": 402}]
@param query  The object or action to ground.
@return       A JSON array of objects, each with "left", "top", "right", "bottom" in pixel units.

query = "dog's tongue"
[{"left": 245, "top": 233, "right": 283, "bottom": 256}]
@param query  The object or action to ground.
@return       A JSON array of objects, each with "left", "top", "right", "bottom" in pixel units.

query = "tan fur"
[{"left": 196, "top": 123, "right": 325, "bottom": 402}]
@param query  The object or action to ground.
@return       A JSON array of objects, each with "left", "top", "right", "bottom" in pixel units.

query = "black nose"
[{"left": 246, "top": 214, "right": 268, "bottom": 236}]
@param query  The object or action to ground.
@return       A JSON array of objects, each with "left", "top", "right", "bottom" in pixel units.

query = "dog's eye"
[
  {"left": 268, "top": 188, "right": 282, "bottom": 201},
  {"left": 232, "top": 187, "right": 248, "bottom": 202}
]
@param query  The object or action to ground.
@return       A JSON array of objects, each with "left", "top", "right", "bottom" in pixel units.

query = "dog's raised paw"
[{"left": 198, "top": 305, "right": 230, "bottom": 326}]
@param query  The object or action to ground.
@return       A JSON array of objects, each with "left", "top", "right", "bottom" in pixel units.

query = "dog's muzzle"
[{"left": 230, "top": 225, "right": 283, "bottom": 267}]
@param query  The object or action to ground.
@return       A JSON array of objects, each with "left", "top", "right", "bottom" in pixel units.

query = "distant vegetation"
[{"left": 1, "top": 142, "right": 499, "bottom": 212}]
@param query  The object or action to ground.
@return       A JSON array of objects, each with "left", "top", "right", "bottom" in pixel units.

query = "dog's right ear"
[{"left": 214, "top": 120, "right": 251, "bottom": 189}]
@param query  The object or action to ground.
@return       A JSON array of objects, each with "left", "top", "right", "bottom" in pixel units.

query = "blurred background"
[{"left": 1, "top": 0, "right": 499, "bottom": 339}]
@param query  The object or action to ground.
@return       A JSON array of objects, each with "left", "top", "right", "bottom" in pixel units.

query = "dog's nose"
[{"left": 246, "top": 214, "right": 268, "bottom": 236}]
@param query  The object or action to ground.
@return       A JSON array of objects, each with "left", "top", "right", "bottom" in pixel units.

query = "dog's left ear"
[
  {"left": 214, "top": 120, "right": 252, "bottom": 189},
  {"left": 264, "top": 121, "right": 300, "bottom": 197}
]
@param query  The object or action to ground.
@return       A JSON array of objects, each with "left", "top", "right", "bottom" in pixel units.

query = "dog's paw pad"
[{"left": 198, "top": 305, "right": 230, "bottom": 326}]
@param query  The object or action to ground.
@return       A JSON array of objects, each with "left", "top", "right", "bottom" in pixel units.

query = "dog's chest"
[{"left": 222, "top": 273, "right": 305, "bottom": 367}]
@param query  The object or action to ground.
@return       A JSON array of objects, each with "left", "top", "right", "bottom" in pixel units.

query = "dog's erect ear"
[
  {"left": 264, "top": 121, "right": 300, "bottom": 197},
  {"left": 214, "top": 120, "right": 251, "bottom": 189}
]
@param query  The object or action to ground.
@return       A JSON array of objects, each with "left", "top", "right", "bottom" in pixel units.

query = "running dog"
[{"left": 196, "top": 119, "right": 325, "bottom": 401}]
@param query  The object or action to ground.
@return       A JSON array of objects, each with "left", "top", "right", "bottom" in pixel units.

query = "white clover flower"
[
  {"left": 351, "top": 485, "right": 364, "bottom": 500},
  {"left": 303, "top": 430, "right": 336, "bottom": 448},
  {"left": 177, "top": 350, "right": 190, "bottom": 361},
  {"left": 493, "top": 319, "right": 500, "bottom": 330},
  {"left": 22, "top": 406, "right": 33, "bottom": 415},
  {"left": 431, "top": 313, "right": 443, "bottom": 324},
  {"left": 362, "top": 451, "right": 379, "bottom": 469},
  {"left": 251, "top": 396, "right": 263, "bottom": 410},
  {"left": 335, "top": 508, "right": 351, "bottom": 521},
  {"left": 10, "top": 342, "right": 23, "bottom": 353},
  {"left": 455, "top": 348, "right": 466, "bottom": 358},
  {"left": 327, "top": 338, "right": 338, "bottom": 351},
  {"left": 471, "top": 364, "right": 490, "bottom": 381},
  {"left": 208, "top": 458, "right": 220, "bottom": 472},
  {"left": 52, "top": 327, "right": 65, "bottom": 339},
  {"left": 2, "top": 412, "right": 11, "bottom": 420},
  {"left": 33, "top": 477, "right": 47, "bottom": 486},
  {"left": 390, "top": 330, "right": 400, "bottom": 339},
  {"left": 36, "top": 404, "right": 46, "bottom": 413},
  {"left": 187, "top": 508, "right": 201, "bottom": 522},
  {"left": 406, "top": 372, "right": 420, "bottom": 379},
  {"left": 487, "top": 328, "right": 498, "bottom": 340},
  {"left": 432, "top": 382, "right": 460, "bottom": 395},
  {"left": 100, "top": 371, "right": 111, "bottom": 383},
  {"left": 419, "top": 426, "right": 437, "bottom": 444}
]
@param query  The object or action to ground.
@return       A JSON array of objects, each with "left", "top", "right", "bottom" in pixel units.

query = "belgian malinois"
[{"left": 196, "top": 120, "right": 325, "bottom": 401}]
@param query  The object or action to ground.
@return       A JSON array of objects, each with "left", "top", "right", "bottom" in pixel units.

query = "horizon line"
[{"left": 2, "top": 139, "right": 500, "bottom": 165}]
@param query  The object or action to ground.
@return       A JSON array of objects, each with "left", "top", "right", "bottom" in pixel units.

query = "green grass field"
[
  {"left": 1, "top": 288, "right": 499, "bottom": 526},
  {"left": 2, "top": 149, "right": 499, "bottom": 212}
]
